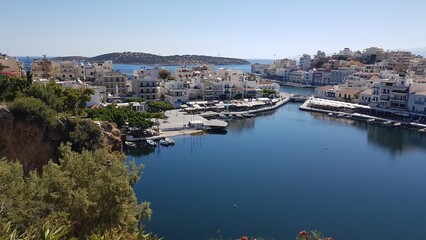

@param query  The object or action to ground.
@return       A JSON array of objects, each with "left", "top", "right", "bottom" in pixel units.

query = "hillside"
[{"left": 54, "top": 52, "right": 250, "bottom": 65}]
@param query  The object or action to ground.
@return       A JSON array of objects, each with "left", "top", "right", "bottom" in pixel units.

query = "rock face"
[{"left": 0, "top": 106, "right": 122, "bottom": 174}]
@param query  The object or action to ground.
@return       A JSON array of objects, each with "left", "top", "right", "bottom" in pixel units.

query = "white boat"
[
  {"left": 393, "top": 122, "right": 402, "bottom": 127},
  {"left": 367, "top": 118, "right": 375, "bottom": 123},
  {"left": 125, "top": 141, "right": 137, "bottom": 148},
  {"left": 146, "top": 139, "right": 156, "bottom": 147},
  {"left": 165, "top": 137, "right": 175, "bottom": 145},
  {"left": 382, "top": 120, "right": 392, "bottom": 125},
  {"left": 328, "top": 112, "right": 333, "bottom": 116},
  {"left": 160, "top": 137, "right": 175, "bottom": 146}
]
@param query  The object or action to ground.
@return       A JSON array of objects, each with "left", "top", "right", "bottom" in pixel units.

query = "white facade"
[
  {"left": 299, "top": 54, "right": 311, "bottom": 71},
  {"left": 175, "top": 66, "right": 194, "bottom": 81},
  {"left": 163, "top": 81, "right": 189, "bottom": 107},
  {"left": 330, "top": 68, "right": 355, "bottom": 84},
  {"left": 132, "top": 77, "right": 159, "bottom": 101},
  {"left": 288, "top": 70, "right": 305, "bottom": 83},
  {"left": 59, "top": 61, "right": 76, "bottom": 80}
]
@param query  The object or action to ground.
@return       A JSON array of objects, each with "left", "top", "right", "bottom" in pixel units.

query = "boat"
[
  {"left": 146, "top": 139, "right": 157, "bottom": 147},
  {"left": 165, "top": 137, "right": 175, "bottom": 145},
  {"left": 160, "top": 137, "right": 175, "bottom": 146},
  {"left": 367, "top": 118, "right": 375, "bottom": 123},
  {"left": 328, "top": 112, "right": 333, "bottom": 116},
  {"left": 382, "top": 120, "right": 392, "bottom": 125},
  {"left": 336, "top": 113, "right": 345, "bottom": 118},
  {"left": 124, "top": 141, "right": 137, "bottom": 148},
  {"left": 419, "top": 128, "right": 426, "bottom": 133},
  {"left": 393, "top": 122, "right": 402, "bottom": 127},
  {"left": 242, "top": 113, "right": 255, "bottom": 118}
]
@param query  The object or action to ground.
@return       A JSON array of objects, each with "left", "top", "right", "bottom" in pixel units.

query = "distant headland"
[{"left": 52, "top": 52, "right": 251, "bottom": 65}]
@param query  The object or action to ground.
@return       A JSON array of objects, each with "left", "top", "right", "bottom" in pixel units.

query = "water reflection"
[
  {"left": 124, "top": 144, "right": 155, "bottom": 157},
  {"left": 311, "top": 112, "right": 426, "bottom": 155},
  {"left": 226, "top": 118, "right": 255, "bottom": 132}
]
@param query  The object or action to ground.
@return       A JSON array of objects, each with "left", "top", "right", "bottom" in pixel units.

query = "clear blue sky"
[{"left": 1, "top": 0, "right": 425, "bottom": 59}]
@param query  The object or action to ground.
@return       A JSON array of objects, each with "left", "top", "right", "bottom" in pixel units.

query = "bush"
[
  {"left": 0, "top": 145, "right": 152, "bottom": 238},
  {"left": 7, "top": 97, "right": 57, "bottom": 126}
]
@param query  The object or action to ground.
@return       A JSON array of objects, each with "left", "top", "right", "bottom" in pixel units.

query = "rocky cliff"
[{"left": 0, "top": 105, "right": 122, "bottom": 175}]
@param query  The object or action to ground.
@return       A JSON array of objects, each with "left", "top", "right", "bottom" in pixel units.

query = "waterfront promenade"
[
  {"left": 126, "top": 95, "right": 291, "bottom": 141},
  {"left": 300, "top": 97, "right": 426, "bottom": 130}
]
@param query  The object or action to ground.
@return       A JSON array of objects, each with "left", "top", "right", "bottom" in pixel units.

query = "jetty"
[
  {"left": 299, "top": 97, "right": 426, "bottom": 129},
  {"left": 125, "top": 95, "right": 293, "bottom": 142}
]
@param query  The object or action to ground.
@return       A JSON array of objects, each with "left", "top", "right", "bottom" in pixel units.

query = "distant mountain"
[{"left": 53, "top": 52, "right": 250, "bottom": 65}]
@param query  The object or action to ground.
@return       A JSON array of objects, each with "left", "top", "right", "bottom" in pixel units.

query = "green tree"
[
  {"left": 147, "top": 101, "right": 173, "bottom": 112},
  {"left": 7, "top": 97, "right": 57, "bottom": 126},
  {"left": 0, "top": 145, "right": 152, "bottom": 238},
  {"left": 0, "top": 75, "right": 30, "bottom": 101},
  {"left": 158, "top": 69, "right": 171, "bottom": 80}
]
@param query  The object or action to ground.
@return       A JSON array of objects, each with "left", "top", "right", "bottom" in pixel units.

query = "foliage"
[
  {"left": 0, "top": 221, "right": 162, "bottom": 240},
  {"left": 146, "top": 101, "right": 173, "bottom": 112},
  {"left": 86, "top": 104, "right": 163, "bottom": 129},
  {"left": 60, "top": 118, "right": 103, "bottom": 153},
  {"left": 125, "top": 98, "right": 145, "bottom": 103},
  {"left": 262, "top": 89, "right": 276, "bottom": 98},
  {"left": 296, "top": 230, "right": 333, "bottom": 240},
  {"left": 0, "top": 145, "right": 152, "bottom": 238},
  {"left": 158, "top": 69, "right": 171, "bottom": 80},
  {"left": 0, "top": 74, "right": 31, "bottom": 101},
  {"left": 7, "top": 97, "right": 57, "bottom": 126},
  {"left": 26, "top": 82, "right": 94, "bottom": 114}
]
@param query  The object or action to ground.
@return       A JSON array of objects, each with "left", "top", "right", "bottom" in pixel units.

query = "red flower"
[{"left": 299, "top": 230, "right": 309, "bottom": 240}]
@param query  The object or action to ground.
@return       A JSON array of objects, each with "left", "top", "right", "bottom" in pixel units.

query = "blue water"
[
  {"left": 114, "top": 59, "right": 274, "bottom": 75},
  {"left": 129, "top": 86, "right": 426, "bottom": 239},
  {"left": 114, "top": 64, "right": 253, "bottom": 75},
  {"left": 14, "top": 57, "right": 273, "bottom": 75}
]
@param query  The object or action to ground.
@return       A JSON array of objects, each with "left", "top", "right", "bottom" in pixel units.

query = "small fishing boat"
[
  {"left": 125, "top": 141, "right": 137, "bottom": 148},
  {"left": 382, "top": 120, "right": 392, "bottom": 125},
  {"left": 160, "top": 137, "right": 175, "bottom": 146},
  {"left": 146, "top": 139, "right": 157, "bottom": 147}
]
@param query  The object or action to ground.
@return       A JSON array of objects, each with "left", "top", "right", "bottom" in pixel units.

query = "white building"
[
  {"left": 162, "top": 81, "right": 189, "bottom": 107},
  {"left": 330, "top": 67, "right": 356, "bottom": 84},
  {"left": 288, "top": 70, "right": 305, "bottom": 83},
  {"left": 94, "top": 61, "right": 113, "bottom": 79},
  {"left": 132, "top": 77, "right": 159, "bottom": 101},
  {"left": 59, "top": 61, "right": 76, "bottom": 80},
  {"left": 133, "top": 67, "right": 160, "bottom": 79},
  {"left": 101, "top": 72, "right": 128, "bottom": 96},
  {"left": 408, "top": 83, "right": 426, "bottom": 112},
  {"left": 175, "top": 66, "right": 194, "bottom": 81},
  {"left": 299, "top": 54, "right": 311, "bottom": 71}
]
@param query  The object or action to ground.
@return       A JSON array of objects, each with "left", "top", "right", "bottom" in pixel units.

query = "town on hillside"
[{"left": 1, "top": 47, "right": 426, "bottom": 124}]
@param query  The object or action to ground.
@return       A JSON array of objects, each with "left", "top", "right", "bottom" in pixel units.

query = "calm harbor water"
[{"left": 131, "top": 86, "right": 426, "bottom": 240}]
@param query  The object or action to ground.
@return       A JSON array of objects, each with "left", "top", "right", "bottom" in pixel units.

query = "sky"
[{"left": 1, "top": 0, "right": 426, "bottom": 59}]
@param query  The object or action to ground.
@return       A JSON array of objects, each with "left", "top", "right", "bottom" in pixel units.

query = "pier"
[{"left": 299, "top": 97, "right": 426, "bottom": 130}]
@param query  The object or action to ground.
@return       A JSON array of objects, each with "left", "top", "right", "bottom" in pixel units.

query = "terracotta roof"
[{"left": 360, "top": 89, "right": 373, "bottom": 95}]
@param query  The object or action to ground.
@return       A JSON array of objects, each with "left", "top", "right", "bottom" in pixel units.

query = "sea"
[
  {"left": 113, "top": 59, "right": 273, "bottom": 75},
  {"left": 128, "top": 86, "right": 426, "bottom": 240}
]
